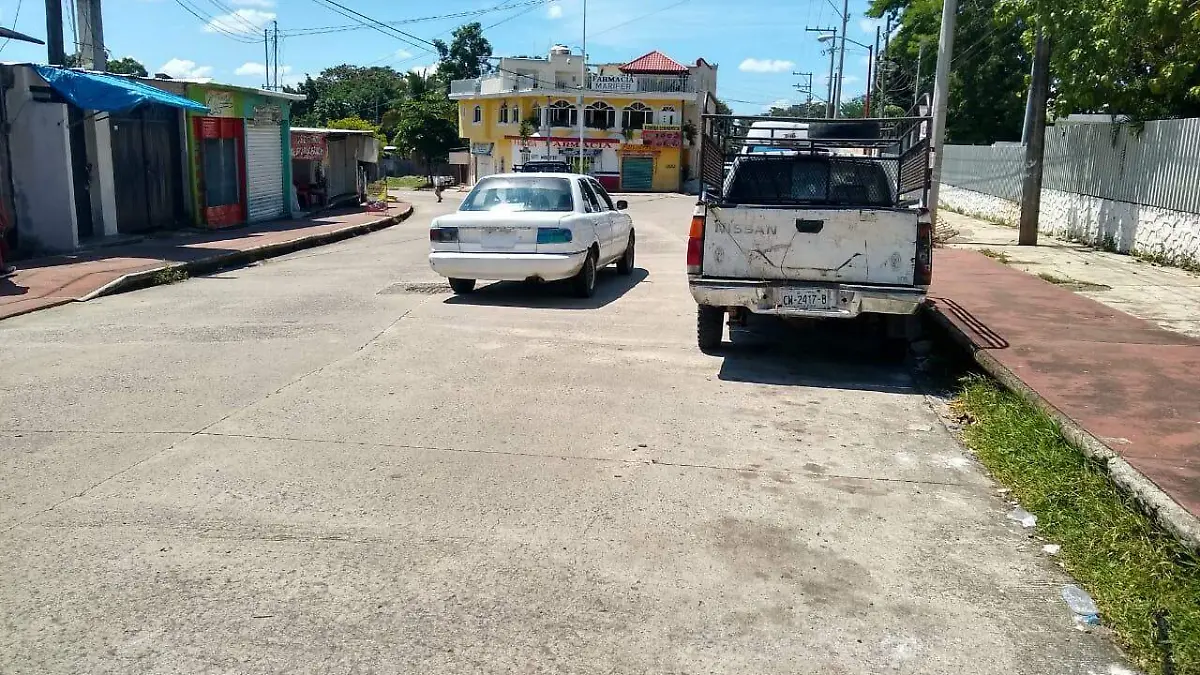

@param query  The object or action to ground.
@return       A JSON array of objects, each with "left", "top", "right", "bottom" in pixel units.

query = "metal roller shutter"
[
  {"left": 245, "top": 124, "right": 285, "bottom": 222},
  {"left": 621, "top": 157, "right": 653, "bottom": 191}
]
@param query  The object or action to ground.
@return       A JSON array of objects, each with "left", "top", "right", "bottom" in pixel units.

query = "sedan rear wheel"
[
  {"left": 572, "top": 251, "right": 597, "bottom": 298},
  {"left": 448, "top": 278, "right": 476, "bottom": 294}
]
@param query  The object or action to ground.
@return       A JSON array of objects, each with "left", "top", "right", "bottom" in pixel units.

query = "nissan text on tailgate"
[{"left": 687, "top": 114, "right": 934, "bottom": 351}]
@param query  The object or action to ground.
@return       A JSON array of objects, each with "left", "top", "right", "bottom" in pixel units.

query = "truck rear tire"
[{"left": 697, "top": 305, "right": 724, "bottom": 352}]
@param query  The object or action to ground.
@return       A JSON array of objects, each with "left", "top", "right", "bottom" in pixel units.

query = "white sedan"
[{"left": 428, "top": 173, "right": 635, "bottom": 298}]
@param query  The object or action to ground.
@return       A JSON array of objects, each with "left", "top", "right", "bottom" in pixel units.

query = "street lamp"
[{"left": 818, "top": 34, "right": 875, "bottom": 117}]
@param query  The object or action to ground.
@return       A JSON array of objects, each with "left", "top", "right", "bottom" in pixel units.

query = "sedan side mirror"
[{"left": 615, "top": 200, "right": 628, "bottom": 210}]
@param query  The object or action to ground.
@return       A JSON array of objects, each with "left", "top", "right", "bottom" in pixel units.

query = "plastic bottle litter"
[
  {"left": 1062, "top": 584, "right": 1100, "bottom": 627},
  {"left": 1042, "top": 544, "right": 1061, "bottom": 555},
  {"left": 1007, "top": 507, "right": 1038, "bottom": 528}
]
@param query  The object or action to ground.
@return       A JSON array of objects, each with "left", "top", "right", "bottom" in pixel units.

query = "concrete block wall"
[{"left": 939, "top": 184, "right": 1200, "bottom": 267}]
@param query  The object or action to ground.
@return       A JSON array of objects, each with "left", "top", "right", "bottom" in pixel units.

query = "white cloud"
[
  {"left": 738, "top": 58, "right": 795, "bottom": 74},
  {"left": 394, "top": 48, "right": 413, "bottom": 60},
  {"left": 843, "top": 75, "right": 861, "bottom": 84},
  {"left": 158, "top": 58, "right": 213, "bottom": 80},
  {"left": 203, "top": 8, "right": 275, "bottom": 36},
  {"left": 234, "top": 62, "right": 266, "bottom": 77},
  {"left": 547, "top": 3, "right": 564, "bottom": 19}
]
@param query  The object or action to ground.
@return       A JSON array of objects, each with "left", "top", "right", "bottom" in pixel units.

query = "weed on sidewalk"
[
  {"left": 152, "top": 267, "right": 189, "bottom": 285},
  {"left": 954, "top": 375, "right": 1200, "bottom": 675}
]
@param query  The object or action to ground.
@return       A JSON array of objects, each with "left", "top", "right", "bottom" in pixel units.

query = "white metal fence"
[{"left": 940, "top": 117, "right": 1200, "bottom": 215}]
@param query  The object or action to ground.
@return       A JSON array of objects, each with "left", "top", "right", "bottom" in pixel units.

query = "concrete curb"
[
  {"left": 79, "top": 204, "right": 414, "bottom": 302},
  {"left": 925, "top": 304, "right": 1200, "bottom": 553}
]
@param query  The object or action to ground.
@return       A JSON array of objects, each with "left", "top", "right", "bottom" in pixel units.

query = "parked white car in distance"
[{"left": 429, "top": 174, "right": 635, "bottom": 298}]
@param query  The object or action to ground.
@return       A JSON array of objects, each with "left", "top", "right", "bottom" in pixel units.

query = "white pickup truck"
[{"left": 687, "top": 116, "right": 934, "bottom": 351}]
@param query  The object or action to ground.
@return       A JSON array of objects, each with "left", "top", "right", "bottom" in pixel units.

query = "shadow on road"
[
  {"left": 444, "top": 268, "right": 648, "bottom": 310},
  {"left": 715, "top": 315, "right": 916, "bottom": 394}
]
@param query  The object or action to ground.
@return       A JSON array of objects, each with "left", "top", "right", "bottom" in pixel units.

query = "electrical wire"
[
  {"left": 171, "top": 0, "right": 260, "bottom": 43},
  {"left": 282, "top": 0, "right": 551, "bottom": 37},
  {"left": 588, "top": 0, "right": 690, "bottom": 39},
  {"left": 0, "top": 0, "right": 23, "bottom": 54},
  {"left": 307, "top": 0, "right": 435, "bottom": 51},
  {"left": 66, "top": 0, "right": 79, "bottom": 52},
  {"left": 201, "top": 0, "right": 264, "bottom": 34}
]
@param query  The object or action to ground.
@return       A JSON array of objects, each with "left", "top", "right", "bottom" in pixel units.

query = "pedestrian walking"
[{"left": 433, "top": 177, "right": 444, "bottom": 203}]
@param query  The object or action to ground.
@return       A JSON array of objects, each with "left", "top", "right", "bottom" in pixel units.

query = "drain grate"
[{"left": 378, "top": 282, "right": 452, "bottom": 295}]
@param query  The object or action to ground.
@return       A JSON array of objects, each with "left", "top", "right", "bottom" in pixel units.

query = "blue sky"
[{"left": 0, "top": 0, "right": 884, "bottom": 114}]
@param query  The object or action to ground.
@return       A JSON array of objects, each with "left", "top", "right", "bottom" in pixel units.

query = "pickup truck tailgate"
[{"left": 702, "top": 206, "right": 917, "bottom": 285}]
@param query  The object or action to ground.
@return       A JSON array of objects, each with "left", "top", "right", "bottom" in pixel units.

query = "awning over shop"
[{"left": 33, "top": 66, "right": 209, "bottom": 113}]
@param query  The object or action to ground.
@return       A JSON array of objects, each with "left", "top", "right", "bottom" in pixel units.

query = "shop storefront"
[
  {"left": 290, "top": 127, "right": 381, "bottom": 209},
  {"left": 183, "top": 84, "right": 302, "bottom": 228}
]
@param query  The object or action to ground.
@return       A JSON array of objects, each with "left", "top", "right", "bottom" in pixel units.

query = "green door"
[{"left": 620, "top": 157, "right": 654, "bottom": 191}]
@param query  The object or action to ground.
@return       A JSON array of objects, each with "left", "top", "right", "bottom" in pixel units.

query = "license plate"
[
  {"left": 776, "top": 289, "right": 836, "bottom": 311},
  {"left": 480, "top": 227, "right": 517, "bottom": 248}
]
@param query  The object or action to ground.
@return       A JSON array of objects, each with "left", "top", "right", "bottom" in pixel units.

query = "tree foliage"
[
  {"left": 326, "top": 116, "right": 387, "bottom": 144},
  {"left": 286, "top": 65, "right": 409, "bottom": 135},
  {"left": 1000, "top": 0, "right": 1200, "bottom": 120},
  {"left": 391, "top": 92, "right": 460, "bottom": 176},
  {"left": 64, "top": 54, "right": 148, "bottom": 77},
  {"left": 433, "top": 22, "right": 493, "bottom": 84},
  {"left": 767, "top": 102, "right": 828, "bottom": 117},
  {"left": 870, "top": 0, "right": 1027, "bottom": 143}
]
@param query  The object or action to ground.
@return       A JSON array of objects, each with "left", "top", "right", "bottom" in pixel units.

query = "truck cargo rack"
[{"left": 698, "top": 114, "right": 933, "bottom": 208}]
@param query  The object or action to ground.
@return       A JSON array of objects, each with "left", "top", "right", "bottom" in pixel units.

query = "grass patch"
[
  {"left": 978, "top": 248, "right": 1011, "bottom": 265},
  {"left": 1135, "top": 250, "right": 1200, "bottom": 275},
  {"left": 152, "top": 267, "right": 188, "bottom": 285},
  {"left": 386, "top": 175, "right": 430, "bottom": 190},
  {"left": 954, "top": 375, "right": 1200, "bottom": 675},
  {"left": 1035, "top": 272, "right": 1112, "bottom": 291}
]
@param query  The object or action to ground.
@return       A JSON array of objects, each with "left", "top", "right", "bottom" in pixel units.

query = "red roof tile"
[{"left": 619, "top": 51, "right": 688, "bottom": 74}]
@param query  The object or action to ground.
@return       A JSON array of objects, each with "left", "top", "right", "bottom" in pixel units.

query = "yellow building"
[{"left": 449, "top": 48, "right": 718, "bottom": 193}]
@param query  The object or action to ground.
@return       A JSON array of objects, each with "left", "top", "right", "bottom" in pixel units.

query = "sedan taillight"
[
  {"left": 430, "top": 227, "right": 459, "bottom": 243},
  {"left": 915, "top": 213, "right": 933, "bottom": 286}
]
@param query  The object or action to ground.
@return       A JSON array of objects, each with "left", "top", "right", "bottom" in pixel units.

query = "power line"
[
  {"left": 307, "top": 0, "right": 436, "bottom": 51},
  {"left": 589, "top": 0, "right": 689, "bottom": 39},
  {"left": 171, "top": 0, "right": 259, "bottom": 43},
  {"left": 201, "top": 0, "right": 264, "bottom": 34},
  {"left": 282, "top": 0, "right": 550, "bottom": 37},
  {"left": 0, "top": 0, "right": 22, "bottom": 54}
]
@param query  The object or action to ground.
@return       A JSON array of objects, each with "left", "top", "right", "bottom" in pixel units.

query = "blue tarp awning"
[{"left": 33, "top": 65, "right": 209, "bottom": 114}]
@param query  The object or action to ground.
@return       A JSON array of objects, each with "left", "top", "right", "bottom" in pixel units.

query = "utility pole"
[
  {"left": 577, "top": 0, "right": 587, "bottom": 174},
  {"left": 1020, "top": 49, "right": 1038, "bottom": 143},
  {"left": 792, "top": 71, "right": 814, "bottom": 109},
  {"left": 834, "top": 0, "right": 849, "bottom": 118},
  {"left": 263, "top": 29, "right": 270, "bottom": 90},
  {"left": 925, "top": 0, "right": 958, "bottom": 223},
  {"left": 913, "top": 41, "right": 925, "bottom": 107},
  {"left": 864, "top": 44, "right": 874, "bottom": 117},
  {"left": 76, "top": 0, "right": 106, "bottom": 70},
  {"left": 872, "top": 26, "right": 881, "bottom": 113},
  {"left": 44, "top": 0, "right": 66, "bottom": 64},
  {"left": 1019, "top": 30, "right": 1050, "bottom": 246},
  {"left": 880, "top": 13, "right": 893, "bottom": 115},
  {"left": 272, "top": 21, "right": 279, "bottom": 91},
  {"left": 806, "top": 26, "right": 837, "bottom": 117}
]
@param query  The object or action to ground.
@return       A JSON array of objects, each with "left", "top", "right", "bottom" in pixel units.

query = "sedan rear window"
[{"left": 460, "top": 177, "right": 575, "bottom": 213}]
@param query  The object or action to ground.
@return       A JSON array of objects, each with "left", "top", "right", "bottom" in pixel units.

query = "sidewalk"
[
  {"left": 929, "top": 210, "right": 1200, "bottom": 547},
  {"left": 0, "top": 203, "right": 412, "bottom": 322}
]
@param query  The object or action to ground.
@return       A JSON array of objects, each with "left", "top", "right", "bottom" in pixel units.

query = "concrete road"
[{"left": 1, "top": 192, "right": 1127, "bottom": 674}]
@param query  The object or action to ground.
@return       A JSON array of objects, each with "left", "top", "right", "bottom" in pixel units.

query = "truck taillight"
[
  {"left": 687, "top": 210, "right": 705, "bottom": 274},
  {"left": 915, "top": 215, "right": 933, "bottom": 286}
]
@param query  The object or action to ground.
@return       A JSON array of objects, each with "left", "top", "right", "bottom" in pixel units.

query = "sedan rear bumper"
[{"left": 430, "top": 251, "right": 588, "bottom": 282}]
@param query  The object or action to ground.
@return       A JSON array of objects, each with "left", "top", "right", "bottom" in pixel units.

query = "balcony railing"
[{"left": 449, "top": 73, "right": 696, "bottom": 97}]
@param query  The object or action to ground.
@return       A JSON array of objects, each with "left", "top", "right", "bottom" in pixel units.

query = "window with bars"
[{"left": 498, "top": 102, "right": 509, "bottom": 124}]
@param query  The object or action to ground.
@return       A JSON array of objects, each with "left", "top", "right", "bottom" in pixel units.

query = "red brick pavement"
[
  {"left": 929, "top": 248, "right": 1200, "bottom": 522},
  {"left": 0, "top": 205, "right": 411, "bottom": 322}
]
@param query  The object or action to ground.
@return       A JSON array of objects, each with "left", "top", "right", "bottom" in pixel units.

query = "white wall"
[
  {"left": 4, "top": 65, "right": 78, "bottom": 252},
  {"left": 939, "top": 184, "right": 1200, "bottom": 266}
]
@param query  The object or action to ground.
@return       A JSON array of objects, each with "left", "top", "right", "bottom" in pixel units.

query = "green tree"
[
  {"left": 433, "top": 22, "right": 494, "bottom": 85},
  {"left": 392, "top": 93, "right": 461, "bottom": 182},
  {"left": 64, "top": 54, "right": 148, "bottom": 77},
  {"left": 1000, "top": 0, "right": 1200, "bottom": 120},
  {"left": 327, "top": 116, "right": 387, "bottom": 144},
  {"left": 767, "top": 102, "right": 828, "bottom": 117},
  {"left": 285, "top": 65, "right": 409, "bottom": 135},
  {"left": 712, "top": 96, "right": 734, "bottom": 115},
  {"left": 870, "top": 0, "right": 1028, "bottom": 143}
]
